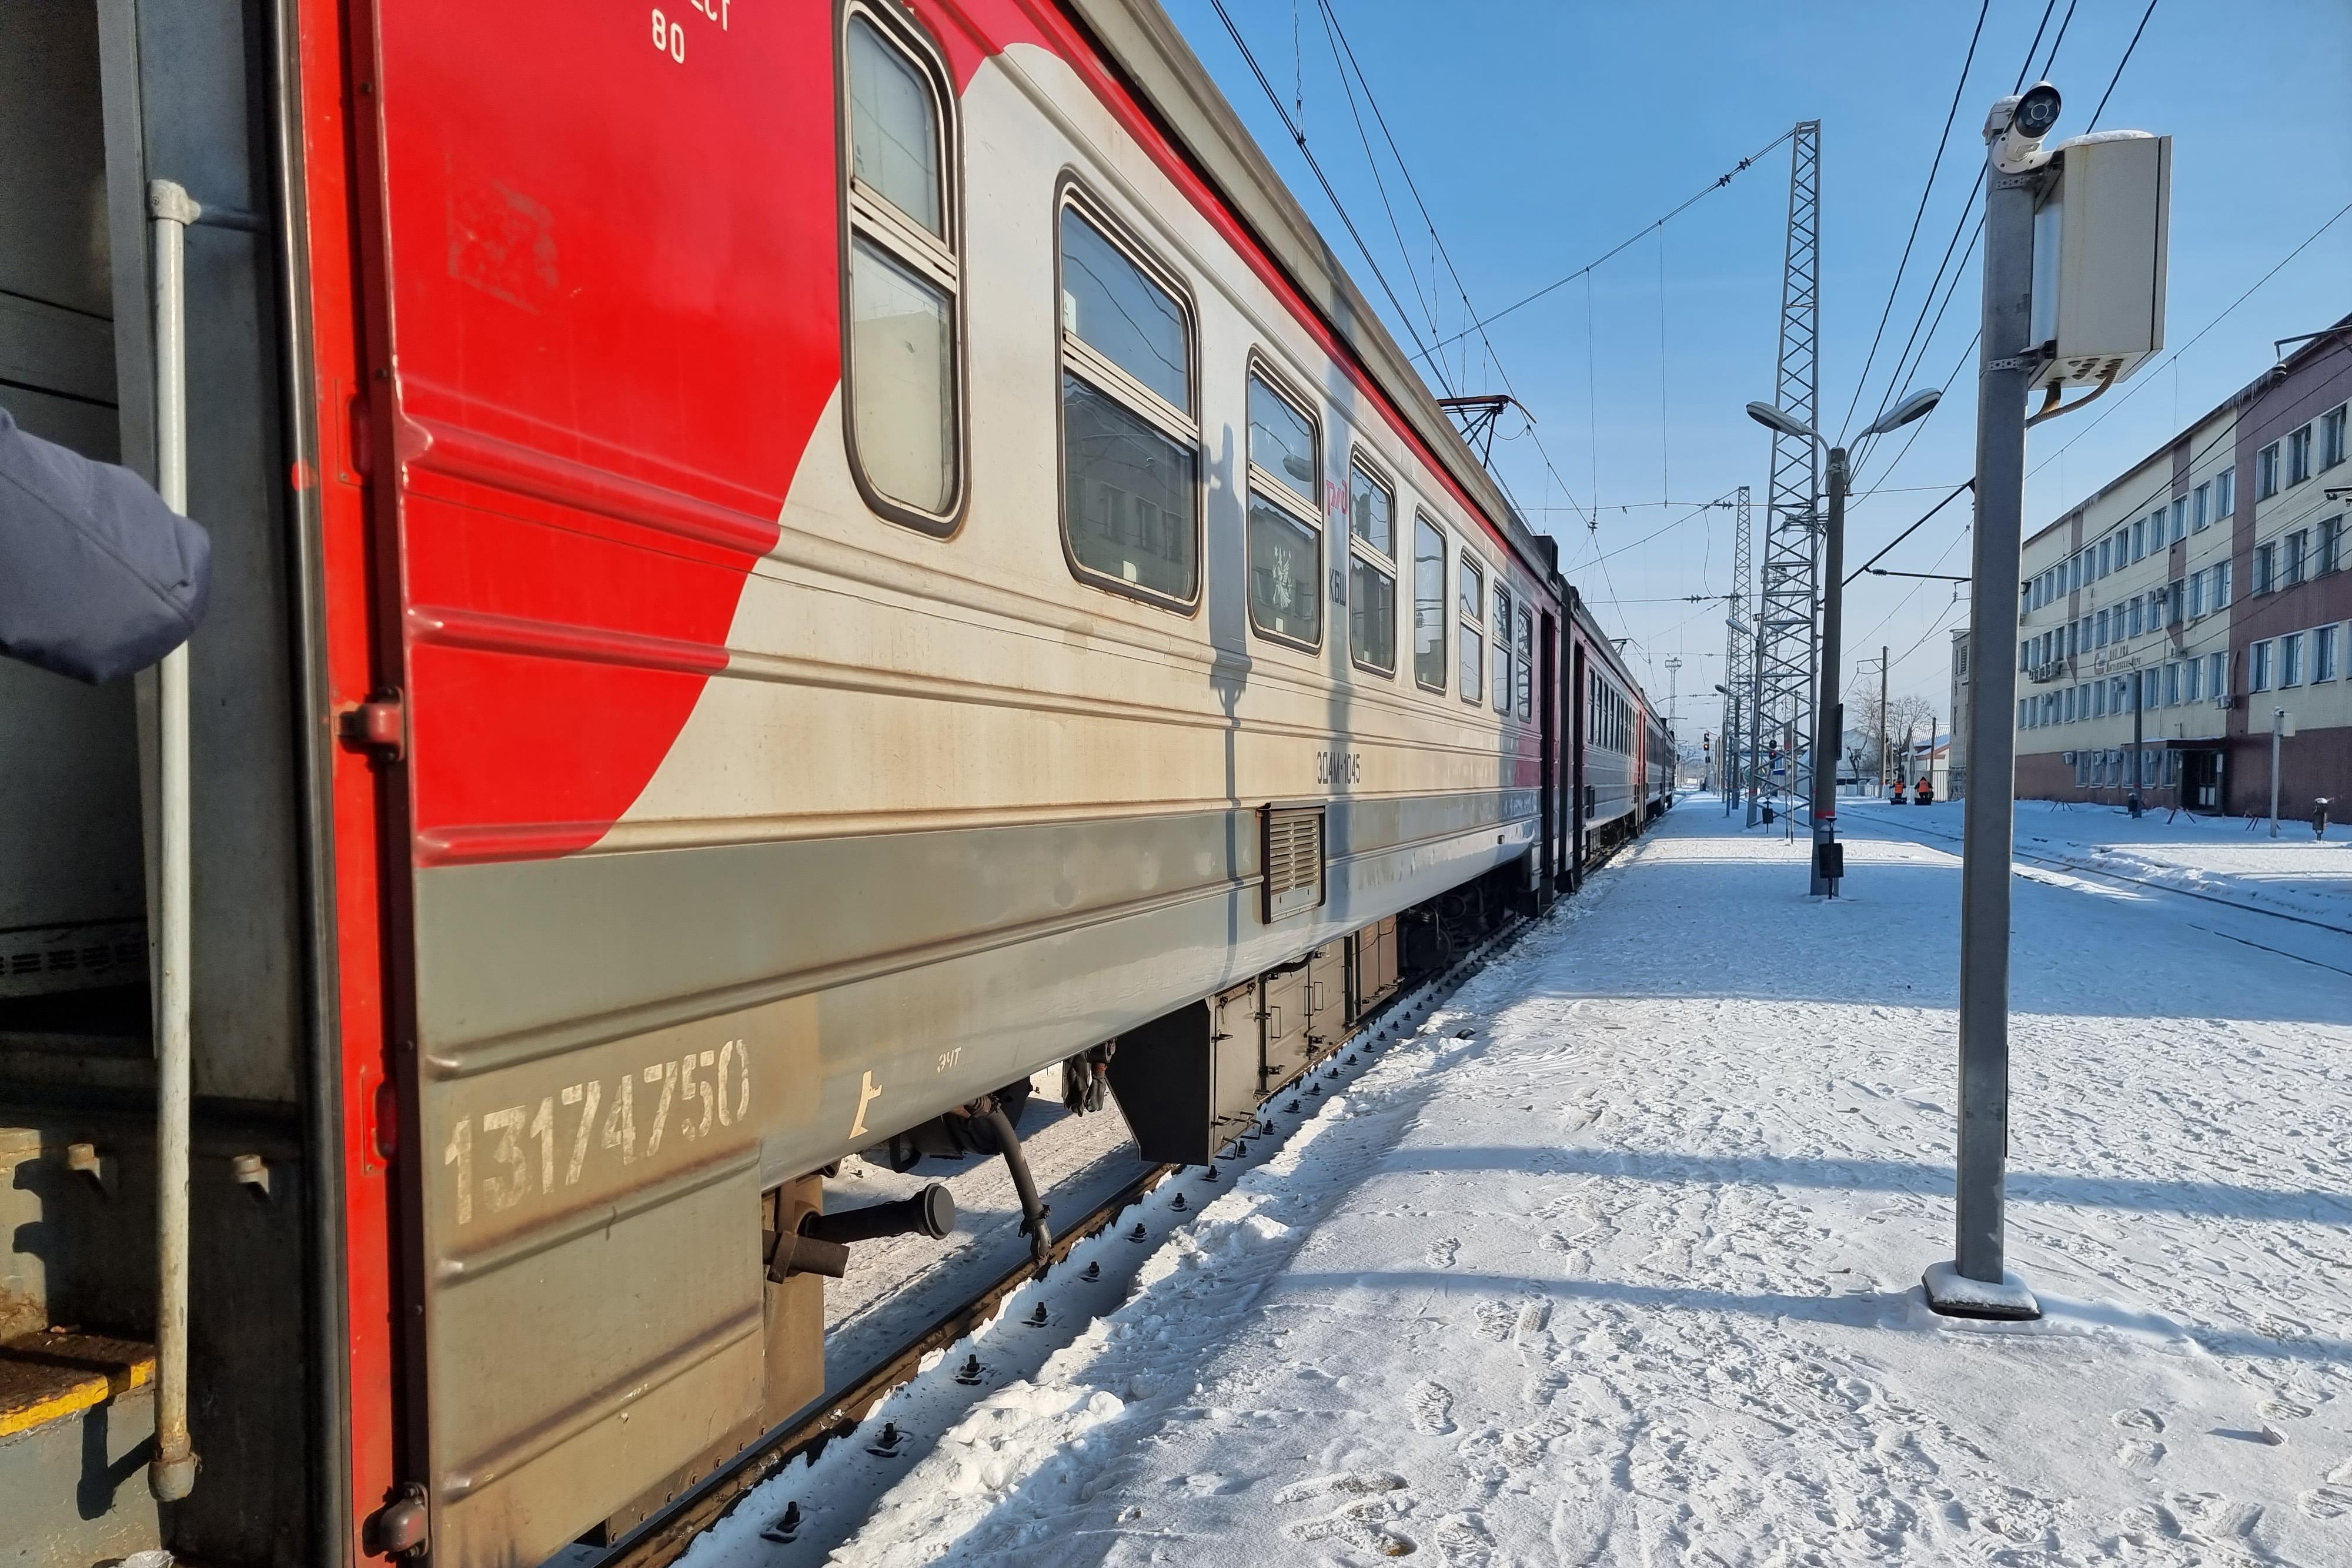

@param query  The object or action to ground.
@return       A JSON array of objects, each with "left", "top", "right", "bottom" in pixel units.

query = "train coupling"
[{"left": 765, "top": 1183, "right": 956, "bottom": 1281}]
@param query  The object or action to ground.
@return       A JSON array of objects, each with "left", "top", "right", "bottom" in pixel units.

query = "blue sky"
[{"left": 1161, "top": 0, "right": 2352, "bottom": 735}]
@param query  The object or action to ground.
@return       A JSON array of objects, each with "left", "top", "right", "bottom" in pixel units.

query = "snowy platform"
[{"left": 704, "top": 801, "right": 2352, "bottom": 1566}]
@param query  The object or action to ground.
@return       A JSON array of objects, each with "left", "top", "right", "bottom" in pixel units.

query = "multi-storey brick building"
[{"left": 2012, "top": 315, "right": 2349, "bottom": 815}]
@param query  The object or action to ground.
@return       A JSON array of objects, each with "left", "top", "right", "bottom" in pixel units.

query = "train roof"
[{"left": 1061, "top": 0, "right": 1555, "bottom": 584}]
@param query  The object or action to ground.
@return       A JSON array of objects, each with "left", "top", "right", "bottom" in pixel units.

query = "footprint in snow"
[
  {"left": 2300, "top": 1460, "right": 2352, "bottom": 1520},
  {"left": 2116, "top": 1439, "right": 2166, "bottom": 1476},
  {"left": 1434, "top": 1511, "right": 1494, "bottom": 1567},
  {"left": 1473, "top": 1301, "right": 1519, "bottom": 1342},
  {"left": 2113, "top": 1407, "right": 2167, "bottom": 1435},
  {"left": 1411, "top": 1381, "right": 1457, "bottom": 1435},
  {"left": 1426, "top": 1237, "right": 1460, "bottom": 1269},
  {"left": 1274, "top": 1472, "right": 1408, "bottom": 1506}
]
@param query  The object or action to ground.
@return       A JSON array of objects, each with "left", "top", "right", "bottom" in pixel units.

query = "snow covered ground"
[
  {"left": 693, "top": 799, "right": 2352, "bottom": 1567},
  {"left": 1845, "top": 795, "right": 2352, "bottom": 930}
]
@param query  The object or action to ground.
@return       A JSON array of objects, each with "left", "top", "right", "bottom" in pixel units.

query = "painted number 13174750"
[{"left": 443, "top": 1041, "right": 752, "bottom": 1225}]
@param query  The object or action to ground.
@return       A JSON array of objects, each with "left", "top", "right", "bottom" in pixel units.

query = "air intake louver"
[{"left": 1261, "top": 805, "right": 1325, "bottom": 922}]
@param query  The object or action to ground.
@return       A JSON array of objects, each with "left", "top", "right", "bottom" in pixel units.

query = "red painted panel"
[{"left": 370, "top": 0, "right": 838, "bottom": 850}]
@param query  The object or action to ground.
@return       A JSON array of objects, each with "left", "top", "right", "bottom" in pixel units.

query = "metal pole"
[
  {"left": 2270, "top": 708, "right": 2283, "bottom": 836},
  {"left": 148, "top": 178, "right": 201, "bottom": 1499},
  {"left": 1810, "top": 447, "right": 1848, "bottom": 894},
  {"left": 1927, "top": 96, "right": 2042, "bottom": 1320},
  {"left": 1879, "top": 646, "right": 1889, "bottom": 798}
]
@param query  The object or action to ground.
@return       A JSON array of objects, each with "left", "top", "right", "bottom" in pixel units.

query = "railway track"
[
  {"left": 586, "top": 908, "right": 1549, "bottom": 1568},
  {"left": 1834, "top": 808, "right": 2352, "bottom": 980}
]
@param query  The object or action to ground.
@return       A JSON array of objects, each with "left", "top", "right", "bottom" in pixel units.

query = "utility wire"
[
  {"left": 1312, "top": 0, "right": 1596, "bottom": 526},
  {"left": 1416, "top": 126, "right": 1796, "bottom": 361},
  {"left": 1205, "top": 0, "right": 1456, "bottom": 394},
  {"left": 2086, "top": 0, "right": 2160, "bottom": 130},
  {"left": 1838, "top": 0, "right": 1992, "bottom": 443}
]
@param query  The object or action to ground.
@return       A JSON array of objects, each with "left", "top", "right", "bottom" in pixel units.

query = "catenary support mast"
[{"left": 1756, "top": 122, "right": 1822, "bottom": 824}]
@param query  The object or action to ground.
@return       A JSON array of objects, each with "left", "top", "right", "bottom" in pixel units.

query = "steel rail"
[{"left": 1841, "top": 813, "right": 2352, "bottom": 938}]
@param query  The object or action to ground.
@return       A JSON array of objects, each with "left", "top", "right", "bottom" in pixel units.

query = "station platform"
[{"left": 797, "top": 799, "right": 2352, "bottom": 1566}]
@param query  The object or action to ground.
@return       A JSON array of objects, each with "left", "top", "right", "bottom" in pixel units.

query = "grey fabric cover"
[{"left": 0, "top": 403, "right": 211, "bottom": 683}]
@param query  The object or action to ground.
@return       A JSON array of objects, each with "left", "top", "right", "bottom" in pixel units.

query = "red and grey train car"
[{"left": 0, "top": 0, "right": 1666, "bottom": 1563}]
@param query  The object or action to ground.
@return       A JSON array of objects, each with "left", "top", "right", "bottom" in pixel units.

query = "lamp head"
[
  {"left": 1745, "top": 401, "right": 1818, "bottom": 443},
  {"left": 1863, "top": 388, "right": 1942, "bottom": 437}
]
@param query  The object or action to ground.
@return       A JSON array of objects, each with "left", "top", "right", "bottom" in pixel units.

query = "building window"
[
  {"left": 841, "top": 6, "right": 968, "bottom": 529},
  {"left": 1516, "top": 607, "right": 1534, "bottom": 722},
  {"left": 2321, "top": 516, "right": 2344, "bottom": 576},
  {"left": 2254, "top": 541, "right": 2277, "bottom": 595},
  {"left": 2183, "top": 657, "right": 2201, "bottom": 702},
  {"left": 2127, "top": 597, "right": 2143, "bottom": 638},
  {"left": 2324, "top": 404, "right": 2348, "bottom": 470},
  {"left": 2095, "top": 608, "right": 2110, "bottom": 647},
  {"left": 2316, "top": 624, "right": 2340, "bottom": 683},
  {"left": 2250, "top": 640, "right": 2272, "bottom": 691},
  {"left": 2137, "top": 517, "right": 2153, "bottom": 559},
  {"left": 1346, "top": 458, "right": 1398, "bottom": 676},
  {"left": 2257, "top": 442, "right": 2280, "bottom": 500},
  {"left": 2216, "top": 466, "right": 2236, "bottom": 517},
  {"left": 2187, "top": 570, "right": 2205, "bottom": 618},
  {"left": 2097, "top": 538, "right": 2111, "bottom": 578},
  {"left": 2168, "top": 579, "right": 2184, "bottom": 625},
  {"left": 2170, "top": 498, "right": 2186, "bottom": 543},
  {"left": 1412, "top": 514, "right": 1446, "bottom": 692},
  {"left": 1244, "top": 366, "right": 1323, "bottom": 648},
  {"left": 1057, "top": 196, "right": 1200, "bottom": 603},
  {"left": 1458, "top": 554, "right": 1485, "bottom": 704},
  {"left": 2020, "top": 637, "right": 2032, "bottom": 671},
  {"left": 2288, "top": 424, "right": 2313, "bottom": 486},
  {"left": 2209, "top": 650, "right": 2228, "bottom": 698},
  {"left": 2286, "top": 529, "right": 2309, "bottom": 586},
  {"left": 2192, "top": 482, "right": 2210, "bottom": 530},
  {"left": 2213, "top": 559, "right": 2231, "bottom": 609},
  {"left": 2018, "top": 698, "right": 2030, "bottom": 729},
  {"left": 2281, "top": 631, "right": 2306, "bottom": 687},
  {"left": 2163, "top": 662, "right": 2179, "bottom": 706}
]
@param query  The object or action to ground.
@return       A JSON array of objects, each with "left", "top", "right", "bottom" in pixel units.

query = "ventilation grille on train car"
[{"left": 1261, "top": 805, "right": 1325, "bottom": 923}]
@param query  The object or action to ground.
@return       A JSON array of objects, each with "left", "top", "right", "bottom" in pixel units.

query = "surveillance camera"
[
  {"left": 1993, "top": 82, "right": 2063, "bottom": 173},
  {"left": 2013, "top": 82, "right": 2062, "bottom": 138}
]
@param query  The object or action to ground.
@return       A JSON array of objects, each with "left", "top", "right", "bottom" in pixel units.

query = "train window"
[
  {"left": 1492, "top": 586, "right": 1513, "bottom": 715},
  {"left": 841, "top": 7, "right": 963, "bottom": 529},
  {"left": 1056, "top": 194, "right": 1200, "bottom": 606},
  {"left": 1516, "top": 607, "right": 1534, "bottom": 721},
  {"left": 1458, "top": 554, "right": 1485, "bottom": 703},
  {"left": 1413, "top": 514, "right": 1446, "bottom": 691},
  {"left": 1348, "top": 456, "right": 1396, "bottom": 676},
  {"left": 1245, "top": 365, "right": 1322, "bottom": 648}
]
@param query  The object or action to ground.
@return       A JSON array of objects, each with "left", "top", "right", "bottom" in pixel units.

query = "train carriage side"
[{"left": 0, "top": 1, "right": 1598, "bottom": 1564}]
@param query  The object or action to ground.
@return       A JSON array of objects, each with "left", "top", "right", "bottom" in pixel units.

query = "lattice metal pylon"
[
  {"left": 1756, "top": 121, "right": 1821, "bottom": 816},
  {"left": 1723, "top": 484, "right": 1753, "bottom": 807}
]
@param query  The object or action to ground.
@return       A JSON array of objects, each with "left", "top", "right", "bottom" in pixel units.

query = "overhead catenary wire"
[
  {"left": 1415, "top": 126, "right": 1797, "bottom": 363},
  {"left": 1311, "top": 0, "right": 1597, "bottom": 526},
  {"left": 1204, "top": 0, "right": 1457, "bottom": 396}
]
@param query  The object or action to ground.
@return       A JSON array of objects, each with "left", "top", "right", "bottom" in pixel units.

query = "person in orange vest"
[
  {"left": 1890, "top": 779, "right": 1907, "bottom": 805},
  {"left": 1916, "top": 776, "right": 1936, "bottom": 806}
]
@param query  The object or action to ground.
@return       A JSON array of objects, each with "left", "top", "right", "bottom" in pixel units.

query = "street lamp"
[{"left": 1745, "top": 389, "right": 1942, "bottom": 896}]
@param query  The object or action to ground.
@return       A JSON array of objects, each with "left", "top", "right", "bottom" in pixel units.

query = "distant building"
[{"left": 2011, "top": 315, "right": 2350, "bottom": 815}]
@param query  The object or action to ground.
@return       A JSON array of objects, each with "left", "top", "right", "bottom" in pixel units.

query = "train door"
[
  {"left": 1538, "top": 610, "right": 1558, "bottom": 901},
  {"left": 1569, "top": 638, "right": 1587, "bottom": 880},
  {"left": 349, "top": 9, "right": 846, "bottom": 1563}
]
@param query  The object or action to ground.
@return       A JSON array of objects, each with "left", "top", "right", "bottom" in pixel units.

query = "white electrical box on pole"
[{"left": 1926, "top": 82, "right": 2170, "bottom": 1323}]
